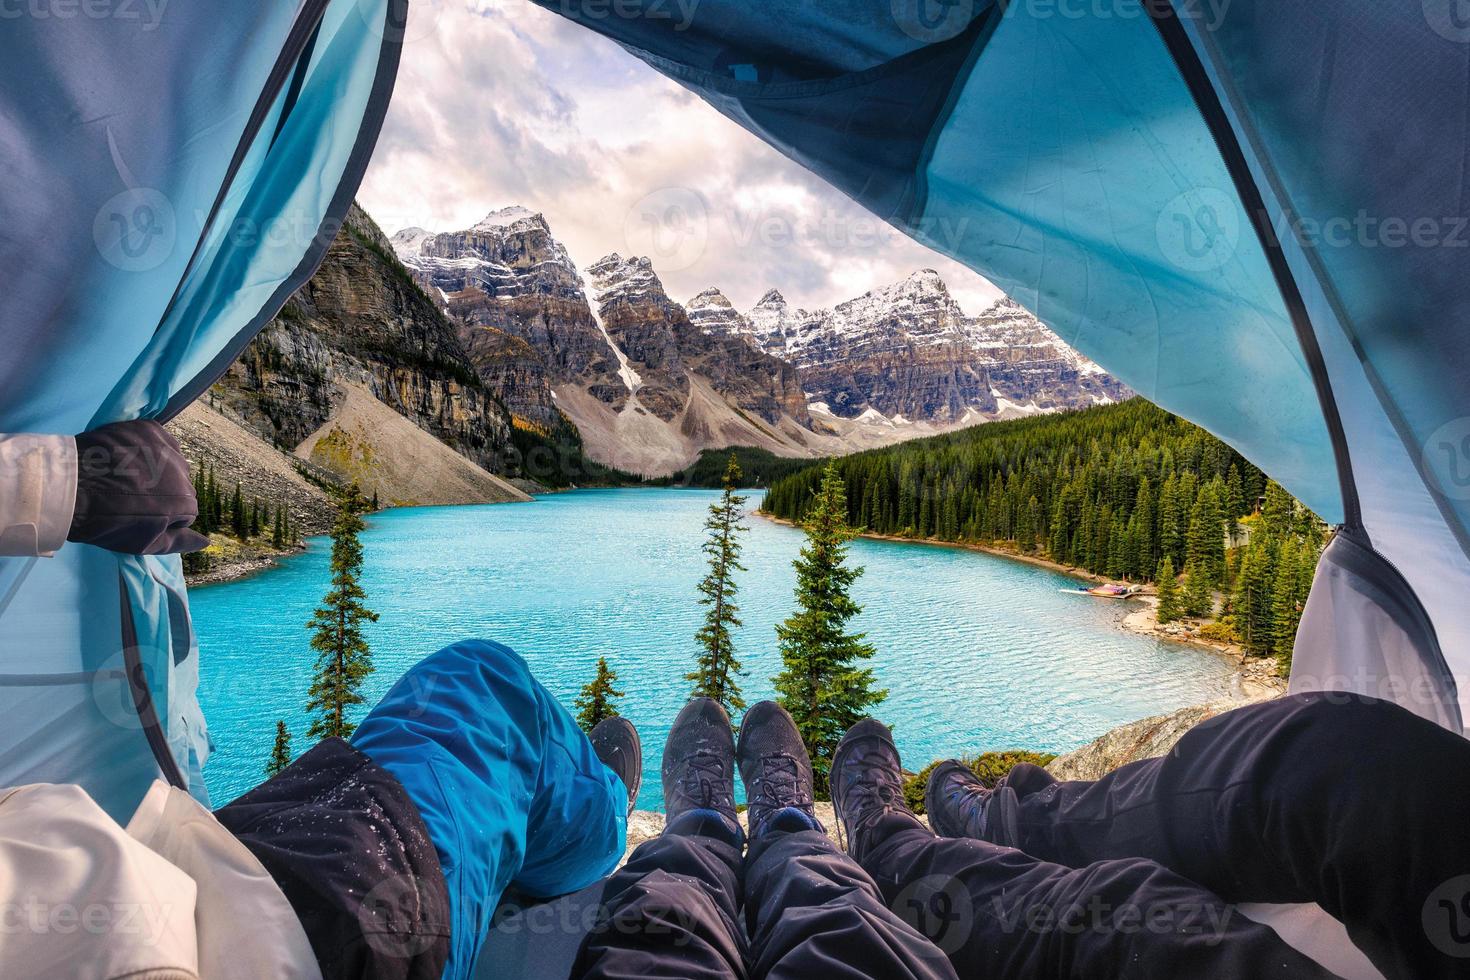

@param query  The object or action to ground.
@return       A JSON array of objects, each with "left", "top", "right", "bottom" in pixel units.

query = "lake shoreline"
[{"left": 753, "top": 509, "right": 1282, "bottom": 698}]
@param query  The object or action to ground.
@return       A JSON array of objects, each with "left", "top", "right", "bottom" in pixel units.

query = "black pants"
[
  {"left": 215, "top": 738, "right": 452, "bottom": 980},
  {"left": 571, "top": 810, "right": 960, "bottom": 979},
  {"left": 904, "top": 691, "right": 1467, "bottom": 980},
  {"left": 573, "top": 695, "right": 1470, "bottom": 979}
]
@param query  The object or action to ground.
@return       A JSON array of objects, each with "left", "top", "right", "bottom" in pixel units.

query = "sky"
[{"left": 356, "top": 0, "right": 1007, "bottom": 316}]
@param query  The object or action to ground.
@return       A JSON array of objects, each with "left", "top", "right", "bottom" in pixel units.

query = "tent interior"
[{"left": 1, "top": 2, "right": 1465, "bottom": 978}]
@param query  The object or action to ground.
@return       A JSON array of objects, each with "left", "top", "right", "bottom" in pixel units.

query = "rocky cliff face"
[
  {"left": 684, "top": 288, "right": 811, "bottom": 427},
  {"left": 585, "top": 253, "right": 690, "bottom": 420},
  {"left": 694, "top": 271, "right": 1129, "bottom": 424},
  {"left": 584, "top": 256, "right": 814, "bottom": 429},
  {"left": 391, "top": 207, "right": 621, "bottom": 428},
  {"left": 210, "top": 203, "right": 516, "bottom": 477}
]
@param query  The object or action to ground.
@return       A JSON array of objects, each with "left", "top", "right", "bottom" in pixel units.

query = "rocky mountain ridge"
[
  {"left": 689, "top": 270, "right": 1129, "bottom": 424},
  {"left": 390, "top": 206, "right": 1129, "bottom": 474}
]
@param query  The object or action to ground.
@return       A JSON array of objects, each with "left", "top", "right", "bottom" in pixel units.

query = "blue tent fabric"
[
  {"left": 350, "top": 639, "right": 627, "bottom": 980},
  {"left": 0, "top": 0, "right": 405, "bottom": 821}
]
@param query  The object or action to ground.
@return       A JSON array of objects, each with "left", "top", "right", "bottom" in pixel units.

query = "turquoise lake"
[{"left": 192, "top": 488, "right": 1236, "bottom": 810}]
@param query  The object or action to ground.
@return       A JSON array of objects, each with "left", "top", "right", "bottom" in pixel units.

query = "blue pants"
[{"left": 351, "top": 639, "right": 628, "bottom": 980}]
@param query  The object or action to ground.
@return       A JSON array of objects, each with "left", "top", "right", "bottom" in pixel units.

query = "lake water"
[{"left": 192, "top": 488, "right": 1236, "bottom": 810}]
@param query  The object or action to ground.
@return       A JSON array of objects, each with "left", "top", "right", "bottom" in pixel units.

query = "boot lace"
[{"left": 681, "top": 751, "right": 734, "bottom": 811}]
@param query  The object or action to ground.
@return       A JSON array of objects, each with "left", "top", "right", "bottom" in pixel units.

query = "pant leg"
[
  {"left": 349, "top": 639, "right": 628, "bottom": 980},
  {"left": 981, "top": 692, "right": 1470, "bottom": 980},
  {"left": 572, "top": 812, "right": 748, "bottom": 980},
  {"left": 860, "top": 815, "right": 1335, "bottom": 979},
  {"left": 743, "top": 827, "right": 960, "bottom": 980}
]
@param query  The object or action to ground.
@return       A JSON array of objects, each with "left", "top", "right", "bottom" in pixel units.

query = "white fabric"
[
  {"left": 0, "top": 783, "right": 198, "bottom": 979},
  {"left": 0, "top": 434, "right": 76, "bottom": 557},
  {"left": 125, "top": 781, "right": 322, "bottom": 980},
  {"left": 1291, "top": 535, "right": 1461, "bottom": 732},
  {"left": 0, "top": 782, "right": 321, "bottom": 980}
]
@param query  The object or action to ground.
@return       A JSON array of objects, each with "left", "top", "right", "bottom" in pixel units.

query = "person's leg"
[
  {"left": 742, "top": 827, "right": 960, "bottom": 980},
  {"left": 214, "top": 737, "right": 453, "bottom": 980},
  {"left": 836, "top": 719, "right": 1337, "bottom": 979},
  {"left": 572, "top": 698, "right": 748, "bottom": 979},
  {"left": 737, "top": 701, "right": 959, "bottom": 980},
  {"left": 349, "top": 639, "right": 629, "bottom": 980},
  {"left": 937, "top": 693, "right": 1470, "bottom": 979},
  {"left": 572, "top": 812, "right": 748, "bottom": 980}
]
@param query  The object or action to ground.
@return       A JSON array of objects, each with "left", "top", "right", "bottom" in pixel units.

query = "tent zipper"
[{"left": 1142, "top": 0, "right": 1363, "bottom": 536}]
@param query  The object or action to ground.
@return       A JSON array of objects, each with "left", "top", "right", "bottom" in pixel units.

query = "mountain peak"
[
  {"left": 389, "top": 226, "right": 433, "bottom": 259},
  {"left": 755, "top": 288, "right": 787, "bottom": 308},
  {"left": 588, "top": 253, "right": 663, "bottom": 298},
  {"left": 471, "top": 205, "right": 545, "bottom": 233},
  {"left": 688, "top": 287, "right": 733, "bottom": 310}
]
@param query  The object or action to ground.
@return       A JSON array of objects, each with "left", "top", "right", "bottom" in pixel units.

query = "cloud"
[{"left": 356, "top": 0, "right": 1006, "bottom": 315}]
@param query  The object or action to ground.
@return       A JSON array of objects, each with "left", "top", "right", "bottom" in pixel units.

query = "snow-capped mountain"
[
  {"left": 392, "top": 206, "right": 1128, "bottom": 474},
  {"left": 390, "top": 207, "right": 622, "bottom": 427},
  {"left": 687, "top": 270, "right": 1129, "bottom": 423}
]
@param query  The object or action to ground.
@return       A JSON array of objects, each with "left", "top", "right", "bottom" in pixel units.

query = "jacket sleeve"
[{"left": 0, "top": 433, "right": 77, "bottom": 557}]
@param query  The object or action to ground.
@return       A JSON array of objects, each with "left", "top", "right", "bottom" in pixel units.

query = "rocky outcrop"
[
  {"left": 1045, "top": 694, "right": 1278, "bottom": 782},
  {"left": 295, "top": 383, "right": 530, "bottom": 507},
  {"left": 212, "top": 203, "right": 515, "bottom": 481},
  {"left": 683, "top": 288, "right": 811, "bottom": 427},
  {"left": 387, "top": 204, "right": 1131, "bottom": 475}
]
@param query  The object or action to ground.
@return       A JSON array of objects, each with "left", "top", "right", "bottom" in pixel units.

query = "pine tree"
[
  {"left": 1185, "top": 483, "right": 1225, "bottom": 589},
  {"left": 689, "top": 454, "right": 748, "bottom": 717},
  {"left": 575, "top": 656, "right": 624, "bottom": 732},
  {"left": 1183, "top": 559, "right": 1214, "bottom": 618},
  {"left": 1261, "top": 481, "right": 1294, "bottom": 541},
  {"left": 305, "top": 484, "right": 378, "bottom": 740},
  {"left": 227, "top": 483, "right": 247, "bottom": 539},
  {"left": 1234, "top": 538, "right": 1277, "bottom": 654},
  {"left": 271, "top": 503, "right": 287, "bottom": 548},
  {"left": 1156, "top": 557, "right": 1182, "bottom": 624},
  {"left": 1270, "top": 540, "right": 1304, "bottom": 660},
  {"left": 773, "top": 462, "right": 886, "bottom": 795},
  {"left": 266, "top": 720, "right": 292, "bottom": 777},
  {"left": 1225, "top": 464, "right": 1246, "bottom": 544}
]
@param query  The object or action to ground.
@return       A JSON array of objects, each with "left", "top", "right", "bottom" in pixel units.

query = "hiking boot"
[
  {"left": 736, "top": 700, "right": 821, "bottom": 839},
  {"left": 661, "top": 698, "right": 739, "bottom": 838},
  {"left": 924, "top": 760, "right": 989, "bottom": 839},
  {"left": 589, "top": 716, "right": 642, "bottom": 815},
  {"left": 831, "top": 718, "right": 925, "bottom": 862}
]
